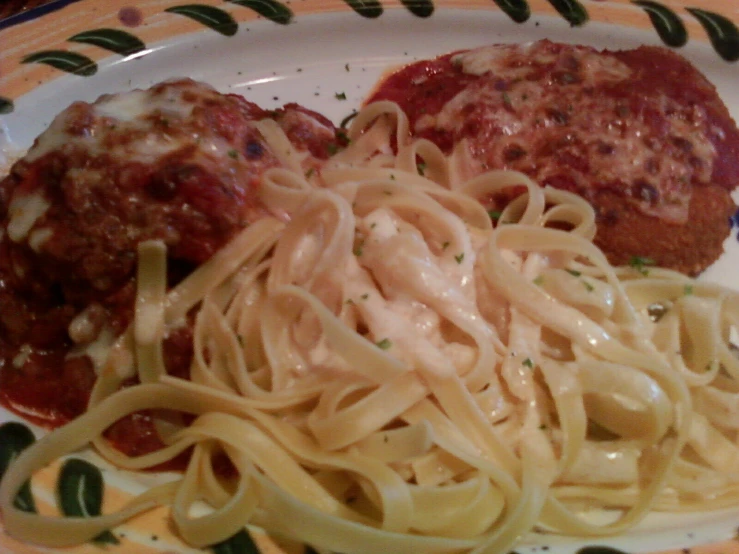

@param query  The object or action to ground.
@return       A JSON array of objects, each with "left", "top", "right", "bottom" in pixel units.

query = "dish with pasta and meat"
[{"left": 1, "top": 40, "right": 739, "bottom": 554}]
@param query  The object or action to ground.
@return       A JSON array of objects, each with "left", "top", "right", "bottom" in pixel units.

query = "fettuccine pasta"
[{"left": 2, "top": 102, "right": 739, "bottom": 554}]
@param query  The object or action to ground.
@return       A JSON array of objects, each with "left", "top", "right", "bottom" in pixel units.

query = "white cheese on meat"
[{"left": 7, "top": 192, "right": 50, "bottom": 242}]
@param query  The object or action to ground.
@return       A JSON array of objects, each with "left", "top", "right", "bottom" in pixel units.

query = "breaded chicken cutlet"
[{"left": 367, "top": 40, "right": 739, "bottom": 275}]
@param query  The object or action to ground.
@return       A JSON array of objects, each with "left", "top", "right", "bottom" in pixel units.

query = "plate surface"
[{"left": 1, "top": 1, "right": 739, "bottom": 553}]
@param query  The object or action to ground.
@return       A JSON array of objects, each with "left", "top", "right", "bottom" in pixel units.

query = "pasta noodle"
[{"left": 2, "top": 101, "right": 739, "bottom": 554}]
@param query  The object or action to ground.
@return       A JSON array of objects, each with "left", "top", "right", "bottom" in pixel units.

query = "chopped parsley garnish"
[
  {"left": 522, "top": 358, "right": 534, "bottom": 368},
  {"left": 376, "top": 338, "right": 392, "bottom": 350},
  {"left": 502, "top": 91, "right": 513, "bottom": 108},
  {"left": 353, "top": 239, "right": 365, "bottom": 257},
  {"left": 565, "top": 269, "right": 582, "bottom": 277},
  {"left": 684, "top": 284, "right": 694, "bottom": 296},
  {"left": 228, "top": 149, "right": 238, "bottom": 159},
  {"left": 533, "top": 275, "right": 544, "bottom": 286},
  {"left": 305, "top": 167, "right": 316, "bottom": 178},
  {"left": 629, "top": 256, "right": 656, "bottom": 276},
  {"left": 360, "top": 293, "right": 369, "bottom": 300},
  {"left": 336, "top": 129, "right": 350, "bottom": 144},
  {"left": 417, "top": 162, "right": 427, "bottom": 175},
  {"left": 442, "top": 241, "right": 451, "bottom": 250},
  {"left": 454, "top": 252, "right": 465, "bottom": 264},
  {"left": 339, "top": 110, "right": 359, "bottom": 129},
  {"left": 582, "top": 280, "right": 595, "bottom": 292},
  {"left": 488, "top": 210, "right": 503, "bottom": 221},
  {"left": 335, "top": 91, "right": 347, "bottom": 100}
]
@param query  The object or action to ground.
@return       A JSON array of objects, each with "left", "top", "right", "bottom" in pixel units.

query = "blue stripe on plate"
[{"left": 0, "top": 0, "right": 86, "bottom": 32}]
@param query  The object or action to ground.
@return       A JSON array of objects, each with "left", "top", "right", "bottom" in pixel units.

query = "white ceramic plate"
[{"left": 1, "top": 1, "right": 739, "bottom": 553}]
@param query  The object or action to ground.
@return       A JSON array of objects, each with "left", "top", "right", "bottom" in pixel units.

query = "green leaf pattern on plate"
[
  {"left": 545, "top": 0, "right": 589, "bottom": 27},
  {"left": 0, "top": 422, "right": 37, "bottom": 513},
  {"left": 211, "top": 529, "right": 261, "bottom": 554},
  {"left": 21, "top": 50, "right": 97, "bottom": 76},
  {"left": 8, "top": 0, "right": 739, "bottom": 94},
  {"left": 493, "top": 0, "right": 531, "bottom": 23},
  {"left": 68, "top": 28, "right": 147, "bottom": 55},
  {"left": 632, "top": 1, "right": 688, "bottom": 47},
  {"left": 399, "top": 0, "right": 435, "bottom": 18},
  {"left": 686, "top": 7, "right": 739, "bottom": 62},
  {"left": 342, "top": 0, "right": 384, "bottom": 18},
  {"left": 226, "top": 0, "right": 293, "bottom": 25},
  {"left": 166, "top": 4, "right": 239, "bottom": 36},
  {"left": 57, "top": 458, "right": 119, "bottom": 545},
  {"left": 0, "top": 96, "right": 14, "bottom": 114}
]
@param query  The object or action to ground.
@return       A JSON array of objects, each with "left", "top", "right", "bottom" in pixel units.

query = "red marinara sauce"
[
  {"left": 366, "top": 40, "right": 739, "bottom": 274},
  {"left": 0, "top": 79, "right": 344, "bottom": 457}
]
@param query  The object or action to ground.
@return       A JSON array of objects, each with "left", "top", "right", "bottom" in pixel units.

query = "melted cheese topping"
[
  {"left": 95, "top": 86, "right": 195, "bottom": 122},
  {"left": 11, "top": 80, "right": 257, "bottom": 250},
  {"left": 418, "top": 43, "right": 718, "bottom": 223},
  {"left": 453, "top": 42, "right": 632, "bottom": 83},
  {"left": 7, "top": 192, "right": 50, "bottom": 242},
  {"left": 25, "top": 80, "right": 214, "bottom": 164}
]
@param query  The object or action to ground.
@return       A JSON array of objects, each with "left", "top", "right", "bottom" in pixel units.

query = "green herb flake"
[
  {"left": 502, "top": 91, "right": 513, "bottom": 108},
  {"left": 629, "top": 256, "right": 656, "bottom": 276},
  {"left": 488, "top": 210, "right": 503, "bottom": 221},
  {"left": 533, "top": 275, "right": 545, "bottom": 286},
  {"left": 335, "top": 91, "right": 347, "bottom": 100},
  {"left": 305, "top": 167, "right": 316, "bottom": 179},
  {"left": 454, "top": 252, "right": 465, "bottom": 264},
  {"left": 417, "top": 162, "right": 427, "bottom": 175},
  {"left": 565, "top": 269, "right": 582, "bottom": 277},
  {"left": 684, "top": 284, "right": 694, "bottom": 296},
  {"left": 376, "top": 338, "right": 392, "bottom": 350},
  {"left": 227, "top": 149, "right": 238, "bottom": 159},
  {"left": 522, "top": 357, "right": 534, "bottom": 368},
  {"left": 360, "top": 293, "right": 369, "bottom": 300},
  {"left": 583, "top": 280, "right": 595, "bottom": 292},
  {"left": 442, "top": 241, "right": 451, "bottom": 250}
]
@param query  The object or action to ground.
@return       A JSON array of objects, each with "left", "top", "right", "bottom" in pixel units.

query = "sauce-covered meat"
[
  {"left": 0, "top": 79, "right": 343, "bottom": 436},
  {"left": 367, "top": 40, "right": 739, "bottom": 274}
]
